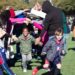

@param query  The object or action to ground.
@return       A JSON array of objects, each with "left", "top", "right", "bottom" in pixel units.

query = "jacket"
[
  {"left": 42, "top": 36, "right": 64, "bottom": 62},
  {"left": 17, "top": 34, "right": 35, "bottom": 54}
]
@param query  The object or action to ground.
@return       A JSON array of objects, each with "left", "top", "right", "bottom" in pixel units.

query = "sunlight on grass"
[{"left": 11, "top": 33, "right": 75, "bottom": 75}]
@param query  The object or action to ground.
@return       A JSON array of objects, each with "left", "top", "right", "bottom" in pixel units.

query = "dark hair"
[
  {"left": 55, "top": 27, "right": 63, "bottom": 35},
  {"left": 21, "top": 23, "right": 34, "bottom": 33},
  {"left": 22, "top": 27, "right": 29, "bottom": 32}
]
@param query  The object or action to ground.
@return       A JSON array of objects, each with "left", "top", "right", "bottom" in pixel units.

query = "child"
[
  {"left": 41, "top": 27, "right": 65, "bottom": 75},
  {"left": 12, "top": 27, "right": 42, "bottom": 72}
]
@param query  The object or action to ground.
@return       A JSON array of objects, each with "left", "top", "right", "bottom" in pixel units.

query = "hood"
[{"left": 42, "top": 0, "right": 53, "bottom": 14}]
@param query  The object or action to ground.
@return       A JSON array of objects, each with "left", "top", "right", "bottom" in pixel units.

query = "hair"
[
  {"left": 22, "top": 27, "right": 29, "bottom": 33},
  {"left": 55, "top": 27, "right": 63, "bottom": 35}
]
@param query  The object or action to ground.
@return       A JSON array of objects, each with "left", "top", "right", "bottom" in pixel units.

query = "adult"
[
  {"left": 39, "top": 1, "right": 63, "bottom": 37},
  {"left": 36, "top": 0, "right": 69, "bottom": 51},
  {"left": 34, "top": 0, "right": 68, "bottom": 75},
  {"left": 71, "top": 18, "right": 75, "bottom": 41}
]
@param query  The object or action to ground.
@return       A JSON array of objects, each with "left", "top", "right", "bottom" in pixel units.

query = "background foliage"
[
  {"left": 0, "top": 0, "right": 43, "bottom": 10},
  {"left": 52, "top": 0, "right": 75, "bottom": 14},
  {"left": 0, "top": 0, "right": 75, "bottom": 15}
]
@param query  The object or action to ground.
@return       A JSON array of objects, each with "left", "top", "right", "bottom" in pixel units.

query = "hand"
[
  {"left": 56, "top": 63, "right": 61, "bottom": 69},
  {"left": 24, "top": 9, "right": 29, "bottom": 12},
  {"left": 39, "top": 42, "right": 43, "bottom": 46},
  {"left": 41, "top": 52, "right": 46, "bottom": 56},
  {"left": 35, "top": 37, "right": 41, "bottom": 45},
  {"left": 24, "top": 18, "right": 32, "bottom": 25},
  {"left": 0, "top": 28, "right": 6, "bottom": 38},
  {"left": 11, "top": 35, "right": 18, "bottom": 41}
]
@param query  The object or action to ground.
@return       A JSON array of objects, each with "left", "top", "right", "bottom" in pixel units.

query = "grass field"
[{"left": 11, "top": 33, "right": 75, "bottom": 75}]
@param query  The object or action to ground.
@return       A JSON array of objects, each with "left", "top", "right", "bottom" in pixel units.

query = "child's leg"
[
  {"left": 43, "top": 59, "right": 49, "bottom": 69},
  {"left": 45, "top": 59, "right": 49, "bottom": 64},
  {"left": 27, "top": 53, "right": 32, "bottom": 61},
  {"left": 27, "top": 53, "right": 32, "bottom": 69},
  {"left": 53, "top": 66, "right": 61, "bottom": 75},
  {"left": 21, "top": 54, "right": 27, "bottom": 71},
  {"left": 55, "top": 57, "right": 61, "bottom": 69},
  {"left": 53, "top": 54, "right": 61, "bottom": 75}
]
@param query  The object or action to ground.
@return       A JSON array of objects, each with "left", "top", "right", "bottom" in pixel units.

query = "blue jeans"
[
  {"left": 63, "top": 34, "right": 69, "bottom": 53},
  {"left": 0, "top": 47, "right": 15, "bottom": 75},
  {"left": 0, "top": 69, "right": 3, "bottom": 75}
]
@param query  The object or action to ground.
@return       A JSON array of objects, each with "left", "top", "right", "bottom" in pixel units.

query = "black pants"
[
  {"left": 48, "top": 62, "right": 61, "bottom": 75},
  {"left": 53, "top": 67, "right": 61, "bottom": 75}
]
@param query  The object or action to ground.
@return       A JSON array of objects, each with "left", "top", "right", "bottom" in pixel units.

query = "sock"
[{"left": 45, "top": 59, "right": 49, "bottom": 64}]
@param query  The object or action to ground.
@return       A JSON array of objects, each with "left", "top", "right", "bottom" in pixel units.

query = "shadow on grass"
[
  {"left": 68, "top": 48, "right": 75, "bottom": 51},
  {"left": 7, "top": 53, "right": 22, "bottom": 67},
  {"left": 3, "top": 71, "right": 8, "bottom": 75},
  {"left": 42, "top": 71, "right": 62, "bottom": 75},
  {"left": 42, "top": 71, "right": 53, "bottom": 75}
]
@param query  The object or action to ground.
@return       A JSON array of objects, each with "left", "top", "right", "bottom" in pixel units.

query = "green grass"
[
  {"left": 61, "top": 33, "right": 75, "bottom": 75},
  {"left": 11, "top": 33, "right": 75, "bottom": 75}
]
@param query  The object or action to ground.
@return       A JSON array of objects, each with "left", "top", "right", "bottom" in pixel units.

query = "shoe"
[
  {"left": 43, "top": 64, "right": 49, "bottom": 69},
  {"left": 23, "top": 69, "right": 27, "bottom": 72},
  {"left": 32, "top": 68, "right": 38, "bottom": 75}
]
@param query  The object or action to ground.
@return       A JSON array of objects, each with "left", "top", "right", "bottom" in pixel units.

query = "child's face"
[
  {"left": 23, "top": 28, "right": 29, "bottom": 37},
  {"left": 55, "top": 33, "right": 63, "bottom": 41}
]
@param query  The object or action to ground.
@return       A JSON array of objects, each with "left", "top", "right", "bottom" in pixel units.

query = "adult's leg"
[
  {"left": 0, "top": 48, "right": 15, "bottom": 75},
  {"left": 0, "top": 68, "right": 3, "bottom": 75}
]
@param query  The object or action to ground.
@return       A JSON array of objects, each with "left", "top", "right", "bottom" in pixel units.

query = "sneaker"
[
  {"left": 43, "top": 64, "right": 49, "bottom": 69},
  {"left": 47, "top": 68, "right": 51, "bottom": 71},
  {"left": 23, "top": 69, "right": 27, "bottom": 72},
  {"left": 32, "top": 68, "right": 38, "bottom": 75}
]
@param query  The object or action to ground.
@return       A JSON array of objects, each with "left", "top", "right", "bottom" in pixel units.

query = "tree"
[
  {"left": 52, "top": 0, "right": 75, "bottom": 14},
  {"left": 0, "top": 0, "right": 43, "bottom": 10}
]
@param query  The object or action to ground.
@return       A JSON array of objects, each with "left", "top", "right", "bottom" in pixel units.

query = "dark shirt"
[{"left": 40, "top": 0, "right": 64, "bottom": 37}]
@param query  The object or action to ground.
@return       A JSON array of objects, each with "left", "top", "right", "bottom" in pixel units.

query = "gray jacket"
[{"left": 42, "top": 36, "right": 64, "bottom": 62}]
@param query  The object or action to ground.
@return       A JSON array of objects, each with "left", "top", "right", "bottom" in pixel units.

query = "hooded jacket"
[{"left": 40, "top": 0, "right": 65, "bottom": 37}]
